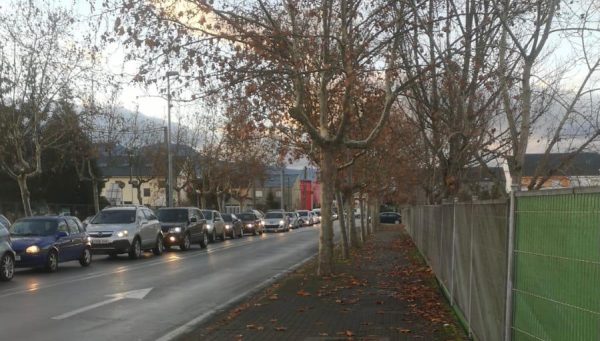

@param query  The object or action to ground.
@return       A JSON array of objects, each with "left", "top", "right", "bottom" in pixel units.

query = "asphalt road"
[{"left": 0, "top": 223, "right": 338, "bottom": 341}]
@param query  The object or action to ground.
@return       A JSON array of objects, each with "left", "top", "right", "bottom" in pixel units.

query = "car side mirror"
[
  {"left": 56, "top": 231, "right": 68, "bottom": 239},
  {"left": 190, "top": 216, "right": 197, "bottom": 223}
]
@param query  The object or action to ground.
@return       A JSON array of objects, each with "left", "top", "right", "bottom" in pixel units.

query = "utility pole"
[
  {"left": 163, "top": 126, "right": 169, "bottom": 206},
  {"left": 280, "top": 167, "right": 284, "bottom": 210},
  {"left": 166, "top": 71, "right": 179, "bottom": 207}
]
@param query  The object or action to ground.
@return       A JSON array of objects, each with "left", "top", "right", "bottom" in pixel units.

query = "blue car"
[{"left": 10, "top": 216, "right": 92, "bottom": 272}]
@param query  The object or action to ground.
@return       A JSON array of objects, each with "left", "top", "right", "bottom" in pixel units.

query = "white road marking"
[{"left": 51, "top": 288, "right": 153, "bottom": 320}]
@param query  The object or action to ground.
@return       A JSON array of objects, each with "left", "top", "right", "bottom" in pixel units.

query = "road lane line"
[
  {"left": 155, "top": 254, "right": 315, "bottom": 341},
  {"left": 0, "top": 229, "right": 318, "bottom": 299}
]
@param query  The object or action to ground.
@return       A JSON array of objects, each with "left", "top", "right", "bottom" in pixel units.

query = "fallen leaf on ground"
[
  {"left": 274, "top": 326, "right": 287, "bottom": 332},
  {"left": 270, "top": 319, "right": 278, "bottom": 323},
  {"left": 319, "top": 332, "right": 329, "bottom": 336},
  {"left": 268, "top": 294, "right": 279, "bottom": 300},
  {"left": 296, "top": 289, "right": 312, "bottom": 297},
  {"left": 245, "top": 324, "right": 255, "bottom": 330}
]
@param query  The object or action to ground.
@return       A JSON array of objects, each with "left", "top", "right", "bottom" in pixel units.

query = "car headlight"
[
  {"left": 26, "top": 245, "right": 40, "bottom": 254},
  {"left": 279, "top": 220, "right": 285, "bottom": 225},
  {"left": 169, "top": 227, "right": 182, "bottom": 233},
  {"left": 225, "top": 224, "right": 231, "bottom": 229},
  {"left": 206, "top": 224, "right": 212, "bottom": 230},
  {"left": 116, "top": 230, "right": 129, "bottom": 238},
  {"left": 247, "top": 223, "right": 254, "bottom": 228}
]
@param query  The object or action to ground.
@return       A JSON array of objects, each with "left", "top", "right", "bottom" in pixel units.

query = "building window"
[
  {"left": 255, "top": 190, "right": 263, "bottom": 198},
  {"left": 143, "top": 188, "right": 151, "bottom": 197},
  {"left": 275, "top": 191, "right": 282, "bottom": 198}
]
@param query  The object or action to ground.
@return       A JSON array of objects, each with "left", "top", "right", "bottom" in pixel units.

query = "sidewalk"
[{"left": 183, "top": 226, "right": 466, "bottom": 340}]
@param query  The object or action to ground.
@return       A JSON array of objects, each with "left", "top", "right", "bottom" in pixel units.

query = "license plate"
[
  {"left": 91, "top": 238, "right": 110, "bottom": 245},
  {"left": 14, "top": 255, "right": 20, "bottom": 261}
]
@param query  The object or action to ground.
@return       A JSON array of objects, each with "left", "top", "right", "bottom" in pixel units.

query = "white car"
[
  {"left": 311, "top": 209, "right": 321, "bottom": 224},
  {"left": 87, "top": 206, "right": 164, "bottom": 259}
]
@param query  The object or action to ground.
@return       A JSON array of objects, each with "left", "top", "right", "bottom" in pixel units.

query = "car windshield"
[
  {"left": 297, "top": 211, "right": 308, "bottom": 216},
  {"left": 201, "top": 210, "right": 213, "bottom": 220},
  {"left": 91, "top": 210, "right": 136, "bottom": 224},
  {"left": 237, "top": 213, "right": 255, "bottom": 220},
  {"left": 222, "top": 214, "right": 233, "bottom": 222},
  {"left": 265, "top": 212, "right": 284, "bottom": 219},
  {"left": 313, "top": 211, "right": 321, "bottom": 216},
  {"left": 11, "top": 219, "right": 58, "bottom": 236},
  {"left": 157, "top": 209, "right": 189, "bottom": 222}
]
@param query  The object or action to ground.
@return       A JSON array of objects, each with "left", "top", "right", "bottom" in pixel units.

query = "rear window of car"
[
  {"left": 91, "top": 210, "right": 136, "bottom": 224},
  {"left": 297, "top": 211, "right": 308, "bottom": 216}
]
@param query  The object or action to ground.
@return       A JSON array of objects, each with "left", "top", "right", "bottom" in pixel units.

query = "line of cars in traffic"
[{"left": 0, "top": 206, "right": 324, "bottom": 282}]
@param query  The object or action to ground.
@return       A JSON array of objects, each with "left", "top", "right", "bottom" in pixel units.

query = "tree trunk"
[
  {"left": 336, "top": 191, "right": 349, "bottom": 259},
  {"left": 91, "top": 177, "right": 100, "bottom": 214},
  {"left": 346, "top": 192, "right": 362, "bottom": 249},
  {"left": 318, "top": 147, "right": 335, "bottom": 276},
  {"left": 359, "top": 196, "right": 367, "bottom": 238},
  {"left": 136, "top": 185, "right": 143, "bottom": 205},
  {"left": 372, "top": 198, "right": 380, "bottom": 233},
  {"left": 16, "top": 175, "right": 33, "bottom": 217},
  {"left": 366, "top": 199, "right": 372, "bottom": 234}
]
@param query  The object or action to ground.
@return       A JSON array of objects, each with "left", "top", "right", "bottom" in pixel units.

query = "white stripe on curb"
[{"left": 155, "top": 254, "right": 316, "bottom": 341}]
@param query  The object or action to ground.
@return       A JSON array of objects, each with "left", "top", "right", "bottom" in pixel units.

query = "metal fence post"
[
  {"left": 467, "top": 202, "right": 474, "bottom": 338},
  {"left": 504, "top": 184, "right": 518, "bottom": 341},
  {"left": 450, "top": 197, "right": 458, "bottom": 306}
]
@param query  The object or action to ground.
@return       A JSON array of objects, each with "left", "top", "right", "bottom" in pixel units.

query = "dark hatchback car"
[
  {"left": 379, "top": 212, "right": 401, "bottom": 224},
  {"left": 10, "top": 216, "right": 92, "bottom": 272},
  {"left": 221, "top": 213, "right": 244, "bottom": 239},
  {"left": 236, "top": 212, "right": 264, "bottom": 236},
  {"left": 157, "top": 207, "right": 208, "bottom": 251}
]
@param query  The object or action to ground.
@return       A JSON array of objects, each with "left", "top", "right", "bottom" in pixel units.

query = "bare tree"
[
  {"left": 109, "top": 0, "right": 419, "bottom": 275},
  {"left": 496, "top": 0, "right": 600, "bottom": 188},
  {"left": 0, "top": 1, "right": 85, "bottom": 216}
]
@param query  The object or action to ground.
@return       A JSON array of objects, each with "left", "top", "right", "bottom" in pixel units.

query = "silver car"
[
  {"left": 86, "top": 206, "right": 164, "bottom": 259},
  {"left": 201, "top": 210, "right": 226, "bottom": 242},
  {"left": 0, "top": 222, "right": 15, "bottom": 281},
  {"left": 285, "top": 212, "right": 301, "bottom": 229},
  {"left": 262, "top": 212, "right": 290, "bottom": 232}
]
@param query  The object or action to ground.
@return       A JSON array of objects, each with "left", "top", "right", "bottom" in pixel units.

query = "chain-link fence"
[
  {"left": 405, "top": 188, "right": 600, "bottom": 340},
  {"left": 403, "top": 200, "right": 509, "bottom": 341}
]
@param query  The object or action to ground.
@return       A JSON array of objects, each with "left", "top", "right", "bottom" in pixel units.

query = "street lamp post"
[{"left": 166, "top": 71, "right": 179, "bottom": 207}]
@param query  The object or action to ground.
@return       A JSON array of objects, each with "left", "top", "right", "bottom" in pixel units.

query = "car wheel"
[
  {"left": 165, "top": 245, "right": 172, "bottom": 251},
  {"left": 220, "top": 228, "right": 226, "bottom": 241},
  {"left": 0, "top": 252, "right": 14, "bottom": 281},
  {"left": 45, "top": 250, "right": 59, "bottom": 273},
  {"left": 128, "top": 238, "right": 142, "bottom": 259},
  {"left": 180, "top": 233, "right": 191, "bottom": 251},
  {"left": 153, "top": 236, "right": 164, "bottom": 255},
  {"left": 79, "top": 247, "right": 92, "bottom": 267},
  {"left": 208, "top": 228, "right": 216, "bottom": 243},
  {"left": 200, "top": 231, "right": 208, "bottom": 249},
  {"left": 108, "top": 252, "right": 118, "bottom": 259}
]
